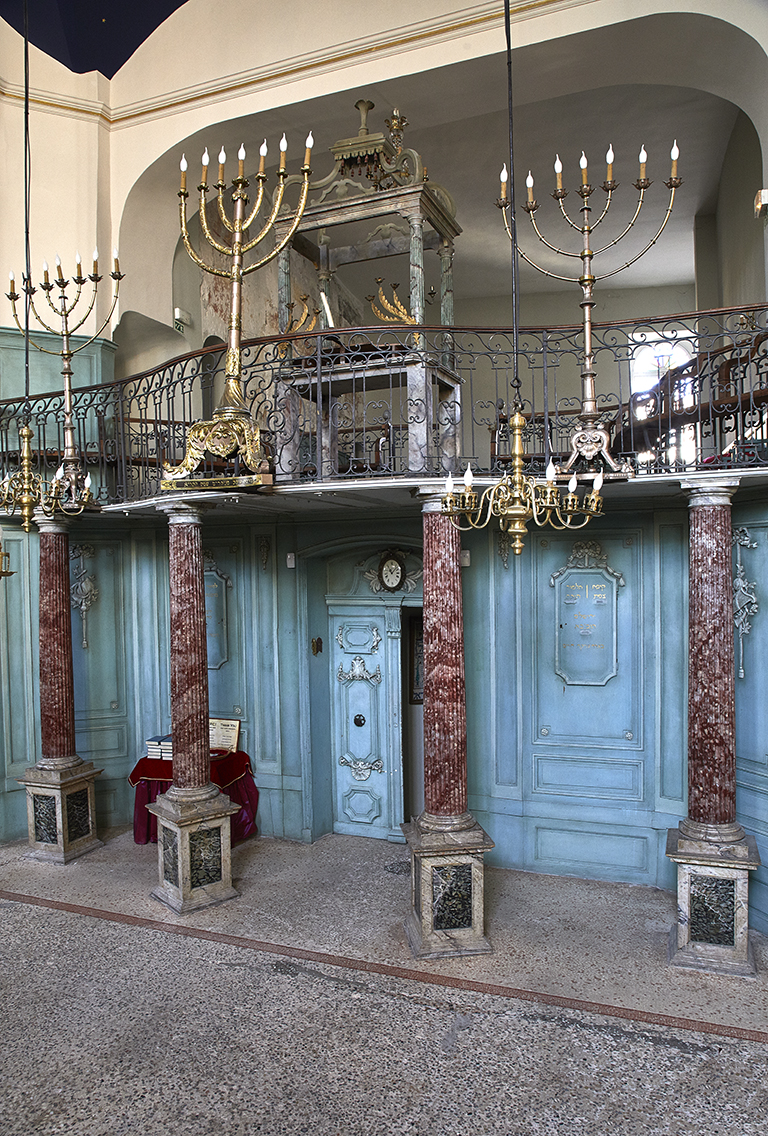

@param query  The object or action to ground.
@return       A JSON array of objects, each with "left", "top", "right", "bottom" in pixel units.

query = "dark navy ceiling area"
[{"left": 0, "top": 1, "right": 188, "bottom": 78}]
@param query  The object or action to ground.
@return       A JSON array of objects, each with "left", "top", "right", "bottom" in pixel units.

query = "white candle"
[
  {"left": 605, "top": 144, "right": 614, "bottom": 181},
  {"left": 554, "top": 154, "right": 563, "bottom": 190},
  {"left": 670, "top": 140, "right": 679, "bottom": 178}
]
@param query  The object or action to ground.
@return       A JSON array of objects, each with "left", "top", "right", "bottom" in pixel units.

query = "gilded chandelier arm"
[
  {"left": 199, "top": 190, "right": 235, "bottom": 256},
  {"left": 66, "top": 283, "right": 99, "bottom": 334},
  {"left": 241, "top": 170, "right": 290, "bottom": 254},
  {"left": 517, "top": 245, "right": 580, "bottom": 284},
  {"left": 531, "top": 208, "right": 582, "bottom": 257},
  {"left": 592, "top": 189, "right": 645, "bottom": 255},
  {"left": 215, "top": 186, "right": 235, "bottom": 234},
  {"left": 242, "top": 173, "right": 267, "bottom": 231},
  {"left": 179, "top": 194, "right": 231, "bottom": 279},
  {"left": 242, "top": 172, "right": 310, "bottom": 274},
  {"left": 594, "top": 186, "right": 677, "bottom": 281},
  {"left": 555, "top": 196, "right": 586, "bottom": 235}
]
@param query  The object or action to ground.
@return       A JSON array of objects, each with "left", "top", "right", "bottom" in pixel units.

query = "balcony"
[{"left": 2, "top": 303, "right": 768, "bottom": 507}]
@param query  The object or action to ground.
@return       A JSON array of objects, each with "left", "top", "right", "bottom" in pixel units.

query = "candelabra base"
[
  {"left": 18, "top": 760, "right": 103, "bottom": 863},
  {"left": 666, "top": 826, "right": 761, "bottom": 977},
  {"left": 401, "top": 814, "right": 494, "bottom": 959},
  {"left": 147, "top": 788, "right": 239, "bottom": 914}
]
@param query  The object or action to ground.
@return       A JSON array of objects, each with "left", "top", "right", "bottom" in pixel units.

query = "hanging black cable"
[
  {"left": 504, "top": 0, "right": 522, "bottom": 406},
  {"left": 22, "top": 0, "right": 32, "bottom": 421}
]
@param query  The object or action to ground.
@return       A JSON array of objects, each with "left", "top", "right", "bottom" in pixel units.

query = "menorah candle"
[
  {"left": 500, "top": 163, "right": 508, "bottom": 200},
  {"left": 55, "top": 255, "right": 64, "bottom": 281},
  {"left": 179, "top": 154, "right": 187, "bottom": 192},
  {"left": 76, "top": 253, "right": 82, "bottom": 278},
  {"left": 671, "top": 140, "right": 679, "bottom": 178},
  {"left": 201, "top": 148, "right": 209, "bottom": 185},
  {"left": 554, "top": 154, "right": 563, "bottom": 190},
  {"left": 463, "top": 464, "right": 473, "bottom": 490},
  {"left": 259, "top": 140, "right": 267, "bottom": 175},
  {"left": 546, "top": 460, "right": 556, "bottom": 483},
  {"left": 580, "top": 152, "right": 588, "bottom": 185},
  {"left": 42, "top": 261, "right": 49, "bottom": 284},
  {"left": 639, "top": 145, "right": 647, "bottom": 180},
  {"left": 526, "top": 171, "right": 534, "bottom": 203},
  {"left": 238, "top": 144, "right": 245, "bottom": 179},
  {"left": 279, "top": 134, "right": 287, "bottom": 171},
  {"left": 218, "top": 147, "right": 226, "bottom": 183},
  {"left": 9, "top": 269, "right": 15, "bottom": 290},
  {"left": 445, "top": 472, "right": 454, "bottom": 495},
  {"left": 606, "top": 144, "right": 614, "bottom": 182},
  {"left": 113, "top": 248, "right": 120, "bottom": 274},
  {"left": 92, "top": 248, "right": 99, "bottom": 275},
  {"left": 304, "top": 131, "right": 314, "bottom": 167}
]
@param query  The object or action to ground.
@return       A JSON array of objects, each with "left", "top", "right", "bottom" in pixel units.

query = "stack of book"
[{"left": 146, "top": 734, "right": 173, "bottom": 760}]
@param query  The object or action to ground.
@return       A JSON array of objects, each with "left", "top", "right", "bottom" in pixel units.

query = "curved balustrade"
[{"left": 2, "top": 303, "right": 768, "bottom": 506}]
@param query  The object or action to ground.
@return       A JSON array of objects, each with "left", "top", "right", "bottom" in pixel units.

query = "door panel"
[{"left": 330, "top": 606, "right": 403, "bottom": 839}]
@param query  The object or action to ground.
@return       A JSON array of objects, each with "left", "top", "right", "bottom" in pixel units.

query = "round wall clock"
[{"left": 378, "top": 553, "right": 405, "bottom": 592}]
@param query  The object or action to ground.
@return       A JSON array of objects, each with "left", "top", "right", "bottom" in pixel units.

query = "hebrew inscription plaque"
[{"left": 550, "top": 541, "right": 624, "bottom": 686}]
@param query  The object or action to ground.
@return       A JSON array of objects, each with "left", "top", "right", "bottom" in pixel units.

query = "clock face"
[{"left": 379, "top": 555, "right": 405, "bottom": 591}]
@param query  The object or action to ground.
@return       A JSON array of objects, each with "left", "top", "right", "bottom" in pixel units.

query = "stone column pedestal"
[
  {"left": 150, "top": 503, "right": 238, "bottom": 914},
  {"left": 667, "top": 479, "right": 760, "bottom": 976},
  {"left": 403, "top": 499, "right": 493, "bottom": 958},
  {"left": 19, "top": 513, "right": 102, "bottom": 863}
]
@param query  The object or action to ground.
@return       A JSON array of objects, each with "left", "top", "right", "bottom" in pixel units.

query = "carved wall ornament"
[
  {"left": 337, "top": 656, "right": 382, "bottom": 685},
  {"left": 339, "top": 754, "right": 384, "bottom": 781},
  {"left": 732, "top": 527, "right": 758, "bottom": 679},
  {"left": 336, "top": 623, "right": 381, "bottom": 652},
  {"left": 259, "top": 537, "right": 271, "bottom": 571},
  {"left": 69, "top": 544, "right": 98, "bottom": 650},
  {"left": 498, "top": 531, "right": 511, "bottom": 570},
  {"left": 549, "top": 541, "right": 625, "bottom": 586},
  {"left": 363, "top": 548, "right": 422, "bottom": 594}
]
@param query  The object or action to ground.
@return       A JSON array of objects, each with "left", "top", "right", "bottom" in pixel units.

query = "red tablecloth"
[{"left": 128, "top": 750, "right": 259, "bottom": 845}]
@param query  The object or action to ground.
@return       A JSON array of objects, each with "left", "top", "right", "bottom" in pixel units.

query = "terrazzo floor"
[{"left": 1, "top": 828, "right": 767, "bottom": 1134}]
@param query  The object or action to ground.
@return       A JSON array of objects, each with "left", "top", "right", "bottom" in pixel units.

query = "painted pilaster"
[
  {"left": 148, "top": 502, "right": 238, "bottom": 913},
  {"left": 19, "top": 512, "right": 102, "bottom": 863},
  {"left": 402, "top": 496, "right": 493, "bottom": 958},
  {"left": 667, "top": 478, "right": 760, "bottom": 975}
]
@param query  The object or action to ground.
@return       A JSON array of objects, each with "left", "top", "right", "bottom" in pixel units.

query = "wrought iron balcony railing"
[{"left": 1, "top": 303, "right": 768, "bottom": 507}]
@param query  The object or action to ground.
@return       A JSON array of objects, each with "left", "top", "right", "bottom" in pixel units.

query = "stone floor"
[{"left": 1, "top": 827, "right": 767, "bottom": 1135}]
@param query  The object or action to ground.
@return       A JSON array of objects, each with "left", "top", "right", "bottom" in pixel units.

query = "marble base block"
[
  {"left": 402, "top": 814, "right": 494, "bottom": 959},
  {"left": 148, "top": 787, "right": 240, "bottom": 914},
  {"left": 666, "top": 826, "right": 761, "bottom": 977},
  {"left": 18, "top": 761, "right": 103, "bottom": 863}
]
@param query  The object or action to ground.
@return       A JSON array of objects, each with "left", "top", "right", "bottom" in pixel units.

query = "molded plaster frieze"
[
  {"left": 335, "top": 623, "right": 382, "bottom": 651},
  {"left": 337, "top": 655, "right": 382, "bottom": 685},
  {"left": 69, "top": 544, "right": 98, "bottom": 651},
  {"left": 732, "top": 527, "right": 758, "bottom": 679},
  {"left": 363, "top": 548, "right": 423, "bottom": 594}
]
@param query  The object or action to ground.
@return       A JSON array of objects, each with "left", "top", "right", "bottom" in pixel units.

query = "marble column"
[
  {"left": 402, "top": 498, "right": 493, "bottom": 958},
  {"left": 667, "top": 478, "right": 760, "bottom": 975},
  {"left": 148, "top": 502, "right": 238, "bottom": 913},
  {"left": 19, "top": 513, "right": 102, "bottom": 862}
]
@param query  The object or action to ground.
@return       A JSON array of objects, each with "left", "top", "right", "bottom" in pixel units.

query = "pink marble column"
[
  {"left": 681, "top": 479, "right": 744, "bottom": 841},
  {"left": 36, "top": 515, "right": 78, "bottom": 769},
  {"left": 421, "top": 500, "right": 471, "bottom": 828},
  {"left": 165, "top": 504, "right": 214, "bottom": 796}
]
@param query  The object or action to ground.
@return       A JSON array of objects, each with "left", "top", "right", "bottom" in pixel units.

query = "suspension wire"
[
  {"left": 504, "top": 0, "right": 522, "bottom": 409},
  {"left": 23, "top": 0, "right": 31, "bottom": 420}
]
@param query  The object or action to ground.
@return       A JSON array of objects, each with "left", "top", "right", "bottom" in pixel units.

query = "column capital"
[
  {"left": 156, "top": 500, "right": 211, "bottom": 525},
  {"left": 680, "top": 476, "right": 740, "bottom": 508},
  {"left": 33, "top": 509, "right": 71, "bottom": 535},
  {"left": 416, "top": 485, "right": 447, "bottom": 513}
]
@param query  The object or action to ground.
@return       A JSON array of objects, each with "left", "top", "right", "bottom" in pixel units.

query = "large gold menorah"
[
  {"left": 3, "top": 251, "right": 122, "bottom": 530},
  {"left": 498, "top": 141, "right": 682, "bottom": 477},
  {"left": 162, "top": 134, "right": 313, "bottom": 487}
]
